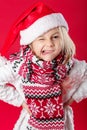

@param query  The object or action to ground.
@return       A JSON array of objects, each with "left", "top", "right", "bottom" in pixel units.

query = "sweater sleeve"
[
  {"left": 0, "top": 84, "right": 23, "bottom": 107},
  {"left": 62, "top": 59, "right": 87, "bottom": 103},
  {"left": 0, "top": 56, "right": 24, "bottom": 107},
  {"left": 72, "top": 59, "right": 87, "bottom": 102},
  {"left": 0, "top": 56, "right": 16, "bottom": 85}
]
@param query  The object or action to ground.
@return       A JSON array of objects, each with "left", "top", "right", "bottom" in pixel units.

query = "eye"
[
  {"left": 39, "top": 38, "right": 44, "bottom": 40},
  {"left": 38, "top": 37, "right": 45, "bottom": 41},
  {"left": 52, "top": 35, "right": 59, "bottom": 40}
]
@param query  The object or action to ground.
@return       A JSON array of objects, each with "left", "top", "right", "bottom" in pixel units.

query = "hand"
[
  {"left": 22, "top": 101, "right": 32, "bottom": 116},
  {"left": 63, "top": 98, "right": 74, "bottom": 107}
]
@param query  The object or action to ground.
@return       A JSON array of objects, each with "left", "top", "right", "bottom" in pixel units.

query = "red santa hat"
[
  {"left": 1, "top": 2, "right": 68, "bottom": 55},
  {"left": 20, "top": 2, "right": 69, "bottom": 45}
]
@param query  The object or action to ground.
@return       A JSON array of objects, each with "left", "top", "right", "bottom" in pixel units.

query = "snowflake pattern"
[
  {"left": 29, "top": 100, "right": 40, "bottom": 116},
  {"left": 44, "top": 99, "right": 56, "bottom": 117}
]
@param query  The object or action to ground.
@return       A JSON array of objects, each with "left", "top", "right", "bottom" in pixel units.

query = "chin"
[{"left": 43, "top": 58, "right": 54, "bottom": 62}]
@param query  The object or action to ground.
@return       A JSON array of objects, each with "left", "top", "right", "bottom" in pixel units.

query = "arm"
[
  {"left": 0, "top": 56, "right": 24, "bottom": 107},
  {"left": 0, "top": 56, "right": 16, "bottom": 85},
  {"left": 72, "top": 59, "right": 87, "bottom": 102},
  {"left": 63, "top": 59, "right": 87, "bottom": 104},
  {"left": 0, "top": 84, "right": 23, "bottom": 107}
]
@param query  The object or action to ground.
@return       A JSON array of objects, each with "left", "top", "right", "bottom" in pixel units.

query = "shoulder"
[
  {"left": 8, "top": 52, "right": 24, "bottom": 74},
  {"left": 69, "top": 58, "right": 87, "bottom": 77},
  {"left": 73, "top": 58, "right": 87, "bottom": 67},
  {"left": 0, "top": 55, "right": 9, "bottom": 66}
]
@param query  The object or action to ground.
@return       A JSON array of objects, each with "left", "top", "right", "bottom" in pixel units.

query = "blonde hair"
[{"left": 58, "top": 27, "right": 76, "bottom": 63}]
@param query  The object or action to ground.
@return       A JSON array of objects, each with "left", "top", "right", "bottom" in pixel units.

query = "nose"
[{"left": 46, "top": 39, "right": 54, "bottom": 47}]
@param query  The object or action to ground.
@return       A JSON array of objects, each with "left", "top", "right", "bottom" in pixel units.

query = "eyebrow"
[
  {"left": 50, "top": 31, "right": 60, "bottom": 37},
  {"left": 52, "top": 32, "right": 60, "bottom": 35},
  {"left": 37, "top": 31, "right": 60, "bottom": 39}
]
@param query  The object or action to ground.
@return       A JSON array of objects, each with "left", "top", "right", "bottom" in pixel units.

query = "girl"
[{"left": 0, "top": 2, "right": 87, "bottom": 130}]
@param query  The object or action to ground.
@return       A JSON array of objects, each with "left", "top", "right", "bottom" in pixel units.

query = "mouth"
[{"left": 41, "top": 50, "right": 54, "bottom": 55}]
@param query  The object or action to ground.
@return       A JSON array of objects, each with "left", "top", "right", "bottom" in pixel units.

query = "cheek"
[
  {"left": 56, "top": 43, "right": 62, "bottom": 52},
  {"left": 59, "top": 41, "right": 63, "bottom": 49},
  {"left": 32, "top": 42, "right": 42, "bottom": 51},
  {"left": 32, "top": 45, "right": 41, "bottom": 56}
]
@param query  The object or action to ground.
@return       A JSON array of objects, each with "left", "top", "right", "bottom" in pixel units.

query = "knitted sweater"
[{"left": 0, "top": 55, "right": 87, "bottom": 130}]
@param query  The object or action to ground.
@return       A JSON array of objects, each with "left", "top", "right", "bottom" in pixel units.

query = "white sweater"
[{"left": 0, "top": 56, "right": 87, "bottom": 130}]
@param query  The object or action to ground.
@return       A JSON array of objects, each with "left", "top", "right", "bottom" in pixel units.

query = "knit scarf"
[
  {"left": 18, "top": 46, "right": 73, "bottom": 85},
  {"left": 10, "top": 46, "right": 73, "bottom": 130}
]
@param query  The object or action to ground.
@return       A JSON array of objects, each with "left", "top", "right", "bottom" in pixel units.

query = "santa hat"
[
  {"left": 20, "top": 2, "right": 69, "bottom": 45},
  {"left": 1, "top": 2, "right": 68, "bottom": 55}
]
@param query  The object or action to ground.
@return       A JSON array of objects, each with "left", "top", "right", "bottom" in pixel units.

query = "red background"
[{"left": 0, "top": 0, "right": 87, "bottom": 130}]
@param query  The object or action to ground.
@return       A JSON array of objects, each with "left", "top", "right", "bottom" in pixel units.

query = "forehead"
[{"left": 39, "top": 27, "right": 60, "bottom": 37}]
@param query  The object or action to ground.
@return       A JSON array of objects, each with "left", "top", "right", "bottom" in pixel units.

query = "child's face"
[{"left": 30, "top": 28, "right": 63, "bottom": 61}]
